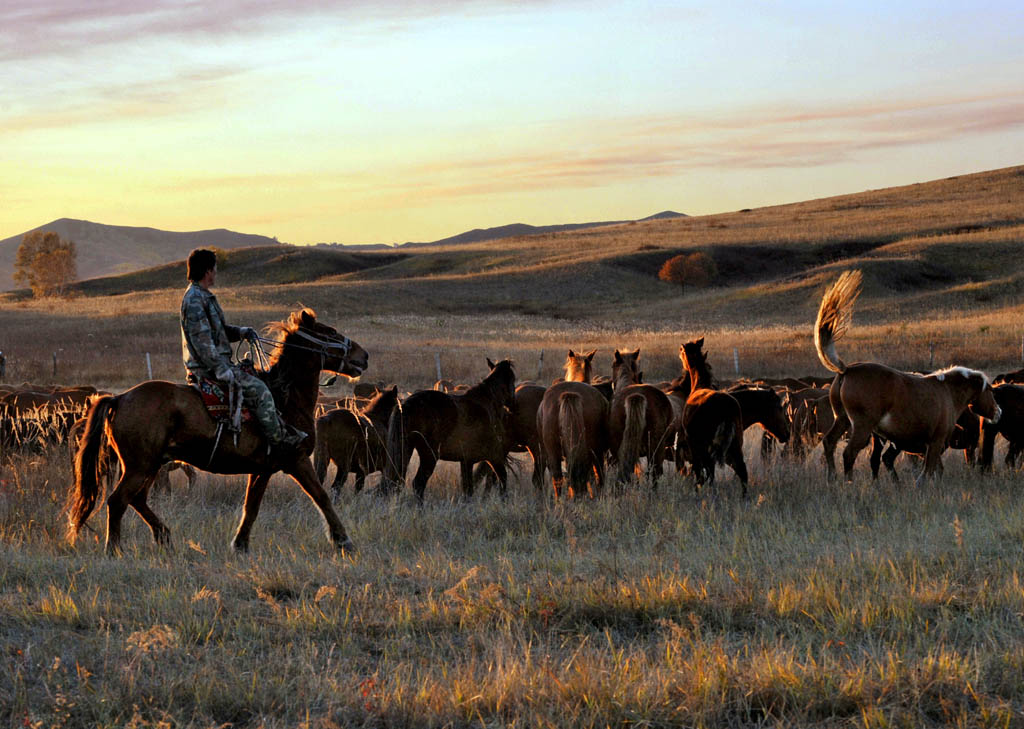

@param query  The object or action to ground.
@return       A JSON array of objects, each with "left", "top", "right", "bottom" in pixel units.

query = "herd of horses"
[{"left": 3, "top": 273, "right": 1022, "bottom": 557}]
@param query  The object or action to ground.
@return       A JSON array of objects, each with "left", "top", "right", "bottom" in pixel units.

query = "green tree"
[
  {"left": 657, "top": 251, "right": 717, "bottom": 295},
  {"left": 14, "top": 230, "right": 78, "bottom": 298}
]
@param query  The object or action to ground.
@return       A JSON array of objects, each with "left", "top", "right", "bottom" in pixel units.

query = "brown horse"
[
  {"left": 563, "top": 349, "right": 596, "bottom": 383},
  {"left": 68, "top": 309, "right": 368, "bottom": 555},
  {"left": 386, "top": 358, "right": 516, "bottom": 500},
  {"left": 607, "top": 349, "right": 674, "bottom": 486},
  {"left": 815, "top": 270, "right": 1001, "bottom": 481},
  {"left": 313, "top": 386, "right": 399, "bottom": 494},
  {"left": 870, "top": 409, "right": 981, "bottom": 482},
  {"left": 728, "top": 385, "right": 791, "bottom": 448},
  {"left": 980, "top": 383, "right": 1024, "bottom": 469},
  {"left": 535, "top": 380, "right": 610, "bottom": 499},
  {"left": 473, "top": 382, "right": 548, "bottom": 493},
  {"left": 679, "top": 339, "right": 748, "bottom": 496}
]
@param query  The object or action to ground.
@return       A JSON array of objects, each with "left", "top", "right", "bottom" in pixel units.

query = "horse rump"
[{"left": 616, "top": 393, "right": 647, "bottom": 484}]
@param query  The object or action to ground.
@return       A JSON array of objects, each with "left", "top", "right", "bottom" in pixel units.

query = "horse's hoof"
[
  {"left": 231, "top": 538, "right": 249, "bottom": 554},
  {"left": 337, "top": 538, "right": 356, "bottom": 555}
]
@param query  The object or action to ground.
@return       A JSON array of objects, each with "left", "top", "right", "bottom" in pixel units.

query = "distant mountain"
[
  {"left": 0, "top": 218, "right": 281, "bottom": 291},
  {"left": 399, "top": 211, "right": 687, "bottom": 248},
  {"left": 328, "top": 211, "right": 688, "bottom": 250}
]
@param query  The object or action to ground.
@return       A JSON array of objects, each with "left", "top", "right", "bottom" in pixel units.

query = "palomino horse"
[
  {"left": 386, "top": 359, "right": 516, "bottom": 500},
  {"left": 313, "top": 386, "right": 399, "bottom": 494},
  {"left": 68, "top": 309, "right": 368, "bottom": 554},
  {"left": 607, "top": 349, "right": 674, "bottom": 486},
  {"left": 563, "top": 349, "right": 596, "bottom": 384},
  {"left": 815, "top": 270, "right": 1001, "bottom": 481},
  {"left": 679, "top": 339, "right": 748, "bottom": 496}
]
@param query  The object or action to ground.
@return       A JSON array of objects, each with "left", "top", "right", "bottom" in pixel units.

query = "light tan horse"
[{"left": 816, "top": 270, "right": 1001, "bottom": 481}]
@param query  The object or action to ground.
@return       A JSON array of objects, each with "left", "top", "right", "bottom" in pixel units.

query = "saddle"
[{"left": 193, "top": 377, "right": 253, "bottom": 423}]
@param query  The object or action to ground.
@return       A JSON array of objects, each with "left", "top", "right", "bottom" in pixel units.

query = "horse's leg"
[
  {"left": 979, "top": 422, "right": 997, "bottom": 470},
  {"left": 1007, "top": 441, "right": 1022, "bottom": 469},
  {"left": 821, "top": 416, "right": 849, "bottom": 480},
  {"left": 105, "top": 469, "right": 156, "bottom": 555},
  {"left": 412, "top": 441, "right": 437, "bottom": 502},
  {"left": 231, "top": 472, "right": 272, "bottom": 553},
  {"left": 882, "top": 445, "right": 901, "bottom": 484},
  {"left": 182, "top": 463, "right": 198, "bottom": 489},
  {"left": 529, "top": 442, "right": 545, "bottom": 494},
  {"left": 760, "top": 431, "right": 774, "bottom": 462},
  {"left": 841, "top": 420, "right": 872, "bottom": 482},
  {"left": 869, "top": 436, "right": 883, "bottom": 480},
  {"left": 921, "top": 442, "right": 944, "bottom": 483},
  {"left": 352, "top": 466, "right": 366, "bottom": 494},
  {"left": 286, "top": 458, "right": 354, "bottom": 552},
  {"left": 489, "top": 459, "right": 508, "bottom": 497},
  {"left": 460, "top": 461, "right": 474, "bottom": 498},
  {"left": 129, "top": 483, "right": 171, "bottom": 546},
  {"left": 725, "top": 435, "right": 749, "bottom": 499}
]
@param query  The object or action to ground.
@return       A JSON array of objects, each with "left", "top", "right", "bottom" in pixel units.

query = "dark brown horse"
[
  {"left": 679, "top": 339, "right": 748, "bottom": 496},
  {"left": 870, "top": 409, "right": 981, "bottom": 482},
  {"left": 815, "top": 270, "right": 1001, "bottom": 481},
  {"left": 980, "top": 383, "right": 1024, "bottom": 470},
  {"left": 728, "top": 385, "right": 791, "bottom": 447},
  {"left": 386, "top": 358, "right": 516, "bottom": 500},
  {"left": 313, "top": 386, "right": 399, "bottom": 494},
  {"left": 607, "top": 349, "right": 674, "bottom": 486},
  {"left": 535, "top": 380, "right": 610, "bottom": 499},
  {"left": 68, "top": 309, "right": 368, "bottom": 554},
  {"left": 474, "top": 382, "right": 548, "bottom": 493}
]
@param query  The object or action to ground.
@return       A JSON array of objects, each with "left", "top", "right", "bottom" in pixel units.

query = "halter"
[{"left": 248, "top": 329, "right": 353, "bottom": 373}]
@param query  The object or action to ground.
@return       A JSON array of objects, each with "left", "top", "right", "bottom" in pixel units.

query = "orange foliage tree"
[
  {"left": 657, "top": 252, "right": 717, "bottom": 294},
  {"left": 14, "top": 230, "right": 78, "bottom": 298}
]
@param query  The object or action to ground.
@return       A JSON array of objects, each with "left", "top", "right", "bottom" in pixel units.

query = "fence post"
[
  {"left": 536, "top": 349, "right": 544, "bottom": 382},
  {"left": 146, "top": 352, "right": 153, "bottom": 380},
  {"left": 928, "top": 341, "right": 935, "bottom": 369},
  {"left": 52, "top": 352, "right": 57, "bottom": 377},
  {"left": 435, "top": 352, "right": 442, "bottom": 381},
  {"left": 733, "top": 348, "right": 740, "bottom": 376},
  {"left": 1020, "top": 334, "right": 1023, "bottom": 364}
]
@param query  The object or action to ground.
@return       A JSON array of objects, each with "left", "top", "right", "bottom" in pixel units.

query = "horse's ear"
[
  {"left": 614, "top": 350, "right": 622, "bottom": 363},
  {"left": 585, "top": 350, "right": 596, "bottom": 362},
  {"left": 301, "top": 309, "right": 316, "bottom": 325},
  {"left": 487, "top": 357, "right": 496, "bottom": 369},
  {"left": 632, "top": 348, "right": 641, "bottom": 359},
  {"left": 568, "top": 349, "right": 576, "bottom": 358},
  {"left": 696, "top": 336, "right": 704, "bottom": 348}
]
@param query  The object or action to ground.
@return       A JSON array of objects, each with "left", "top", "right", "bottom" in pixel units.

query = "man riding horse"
[{"left": 180, "top": 248, "right": 306, "bottom": 453}]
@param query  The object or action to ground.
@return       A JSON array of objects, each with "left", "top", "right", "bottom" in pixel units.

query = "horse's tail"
[
  {"left": 617, "top": 393, "right": 647, "bottom": 482},
  {"left": 384, "top": 403, "right": 406, "bottom": 491},
  {"left": 313, "top": 420, "right": 330, "bottom": 485},
  {"left": 711, "top": 419, "right": 736, "bottom": 466},
  {"left": 814, "top": 269, "right": 862, "bottom": 374},
  {"left": 558, "top": 392, "right": 589, "bottom": 489},
  {"left": 68, "top": 394, "right": 117, "bottom": 540}
]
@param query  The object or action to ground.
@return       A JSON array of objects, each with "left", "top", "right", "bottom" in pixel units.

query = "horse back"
[{"left": 683, "top": 388, "right": 742, "bottom": 439}]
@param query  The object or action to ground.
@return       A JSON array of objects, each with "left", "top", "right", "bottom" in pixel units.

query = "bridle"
[{"left": 248, "top": 329, "right": 354, "bottom": 373}]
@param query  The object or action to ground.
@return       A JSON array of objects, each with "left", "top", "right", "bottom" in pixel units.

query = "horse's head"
[
  {"left": 485, "top": 358, "right": 517, "bottom": 407},
  {"left": 275, "top": 309, "right": 369, "bottom": 378},
  {"left": 970, "top": 381, "right": 1002, "bottom": 424},
  {"left": 612, "top": 349, "right": 641, "bottom": 388},
  {"left": 564, "top": 349, "right": 596, "bottom": 383}
]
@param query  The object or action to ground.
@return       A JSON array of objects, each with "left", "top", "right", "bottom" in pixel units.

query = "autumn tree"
[
  {"left": 13, "top": 230, "right": 78, "bottom": 298},
  {"left": 657, "top": 251, "right": 717, "bottom": 295}
]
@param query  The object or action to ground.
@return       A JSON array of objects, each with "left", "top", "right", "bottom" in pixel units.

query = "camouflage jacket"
[{"left": 180, "top": 283, "right": 242, "bottom": 379}]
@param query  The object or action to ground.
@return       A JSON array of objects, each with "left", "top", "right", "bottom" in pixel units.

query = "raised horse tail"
[
  {"left": 68, "top": 394, "right": 117, "bottom": 540},
  {"left": 814, "top": 269, "right": 862, "bottom": 374},
  {"left": 617, "top": 393, "right": 647, "bottom": 483},
  {"left": 711, "top": 419, "right": 736, "bottom": 466},
  {"left": 383, "top": 403, "right": 406, "bottom": 492},
  {"left": 558, "top": 392, "right": 589, "bottom": 491}
]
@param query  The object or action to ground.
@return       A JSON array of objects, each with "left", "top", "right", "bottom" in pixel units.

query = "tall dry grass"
[{"left": 2, "top": 430, "right": 1024, "bottom": 727}]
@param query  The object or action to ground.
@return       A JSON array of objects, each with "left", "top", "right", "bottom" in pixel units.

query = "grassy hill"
[
  {"left": 0, "top": 219, "right": 282, "bottom": 291},
  {"left": 1, "top": 165, "right": 1022, "bottom": 389}
]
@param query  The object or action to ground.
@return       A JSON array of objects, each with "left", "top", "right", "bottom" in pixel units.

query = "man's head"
[{"left": 187, "top": 248, "right": 217, "bottom": 286}]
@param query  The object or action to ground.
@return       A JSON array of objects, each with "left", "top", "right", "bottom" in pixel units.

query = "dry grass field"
[{"left": 2, "top": 166, "right": 1024, "bottom": 727}]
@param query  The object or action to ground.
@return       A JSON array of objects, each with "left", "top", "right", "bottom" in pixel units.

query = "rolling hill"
[{"left": 0, "top": 219, "right": 282, "bottom": 291}]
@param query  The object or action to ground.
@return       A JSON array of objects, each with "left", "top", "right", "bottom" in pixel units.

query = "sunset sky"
[{"left": 2, "top": 1, "right": 1022, "bottom": 245}]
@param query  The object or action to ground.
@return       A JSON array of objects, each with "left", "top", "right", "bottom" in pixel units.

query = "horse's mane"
[
  {"left": 928, "top": 365, "right": 991, "bottom": 387},
  {"left": 264, "top": 308, "right": 318, "bottom": 369},
  {"left": 467, "top": 360, "right": 515, "bottom": 399}
]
